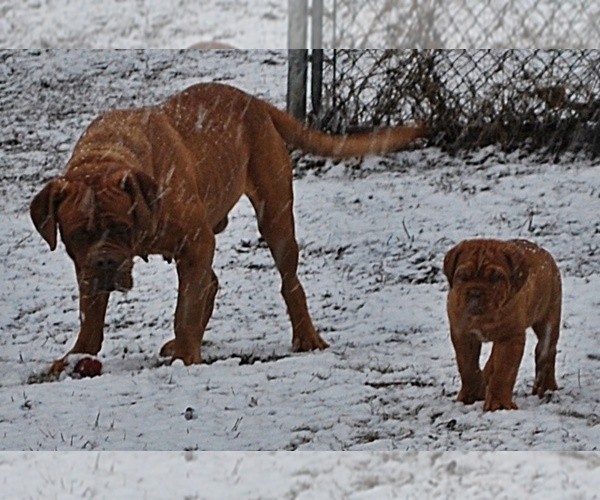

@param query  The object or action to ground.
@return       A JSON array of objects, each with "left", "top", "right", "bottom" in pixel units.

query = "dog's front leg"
[
  {"left": 483, "top": 334, "right": 526, "bottom": 411},
  {"left": 160, "top": 234, "right": 217, "bottom": 365},
  {"left": 451, "top": 329, "right": 485, "bottom": 404},
  {"left": 49, "top": 290, "right": 109, "bottom": 374}
]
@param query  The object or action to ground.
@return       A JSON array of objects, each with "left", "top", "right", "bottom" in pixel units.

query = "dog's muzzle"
[
  {"left": 85, "top": 251, "right": 133, "bottom": 293},
  {"left": 465, "top": 288, "right": 488, "bottom": 316}
]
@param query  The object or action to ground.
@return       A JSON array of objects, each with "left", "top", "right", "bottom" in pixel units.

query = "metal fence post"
[
  {"left": 311, "top": 0, "right": 324, "bottom": 122},
  {"left": 287, "top": 0, "right": 308, "bottom": 121}
]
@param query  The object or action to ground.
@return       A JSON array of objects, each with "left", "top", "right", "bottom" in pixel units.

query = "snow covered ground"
[
  {"left": 0, "top": 0, "right": 287, "bottom": 48},
  {"left": 1, "top": 3, "right": 600, "bottom": 497},
  {"left": 0, "top": 451, "right": 599, "bottom": 499}
]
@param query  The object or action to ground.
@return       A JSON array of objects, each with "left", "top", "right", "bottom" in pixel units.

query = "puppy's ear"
[
  {"left": 30, "top": 179, "right": 67, "bottom": 250},
  {"left": 443, "top": 242, "right": 463, "bottom": 287},
  {"left": 504, "top": 249, "right": 528, "bottom": 292},
  {"left": 121, "top": 171, "right": 160, "bottom": 235}
]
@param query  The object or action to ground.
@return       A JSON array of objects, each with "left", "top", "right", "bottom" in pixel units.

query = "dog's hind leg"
[
  {"left": 532, "top": 314, "right": 560, "bottom": 397},
  {"left": 245, "top": 144, "right": 328, "bottom": 352}
]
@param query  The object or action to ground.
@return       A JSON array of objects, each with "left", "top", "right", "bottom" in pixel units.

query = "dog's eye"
[
  {"left": 70, "top": 228, "right": 92, "bottom": 243},
  {"left": 488, "top": 272, "right": 503, "bottom": 283},
  {"left": 457, "top": 271, "right": 471, "bottom": 281},
  {"left": 111, "top": 225, "right": 132, "bottom": 241}
]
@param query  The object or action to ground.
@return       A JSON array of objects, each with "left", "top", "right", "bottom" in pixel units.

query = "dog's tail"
[{"left": 264, "top": 103, "right": 427, "bottom": 158}]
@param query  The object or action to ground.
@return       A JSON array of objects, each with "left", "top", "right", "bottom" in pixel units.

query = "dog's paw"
[
  {"left": 160, "top": 339, "right": 202, "bottom": 365},
  {"left": 48, "top": 358, "right": 68, "bottom": 375},
  {"left": 457, "top": 387, "right": 485, "bottom": 405},
  {"left": 532, "top": 373, "right": 559, "bottom": 398},
  {"left": 292, "top": 333, "right": 329, "bottom": 352},
  {"left": 159, "top": 339, "right": 177, "bottom": 358},
  {"left": 483, "top": 397, "right": 518, "bottom": 411}
]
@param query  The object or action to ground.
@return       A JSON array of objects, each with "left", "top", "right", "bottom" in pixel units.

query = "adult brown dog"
[
  {"left": 188, "top": 42, "right": 237, "bottom": 49},
  {"left": 30, "top": 82, "right": 426, "bottom": 373},
  {"left": 443, "top": 238, "right": 562, "bottom": 411}
]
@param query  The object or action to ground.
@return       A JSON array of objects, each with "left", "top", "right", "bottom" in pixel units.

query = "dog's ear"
[
  {"left": 121, "top": 170, "right": 160, "bottom": 235},
  {"left": 30, "top": 179, "right": 67, "bottom": 250},
  {"left": 443, "top": 243, "right": 463, "bottom": 288},
  {"left": 504, "top": 249, "right": 528, "bottom": 293}
]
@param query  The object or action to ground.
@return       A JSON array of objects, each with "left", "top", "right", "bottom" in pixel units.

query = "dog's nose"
[
  {"left": 94, "top": 254, "right": 119, "bottom": 271},
  {"left": 466, "top": 289, "right": 485, "bottom": 314}
]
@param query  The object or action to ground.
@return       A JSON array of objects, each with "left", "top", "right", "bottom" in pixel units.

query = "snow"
[
  {"left": 0, "top": 451, "right": 599, "bottom": 499},
  {"left": 1, "top": 3, "right": 600, "bottom": 498},
  {"left": 0, "top": 0, "right": 287, "bottom": 49}
]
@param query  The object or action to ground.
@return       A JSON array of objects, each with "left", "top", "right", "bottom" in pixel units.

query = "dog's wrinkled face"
[
  {"left": 444, "top": 240, "right": 527, "bottom": 319},
  {"left": 30, "top": 166, "right": 159, "bottom": 295},
  {"left": 58, "top": 180, "right": 136, "bottom": 293}
]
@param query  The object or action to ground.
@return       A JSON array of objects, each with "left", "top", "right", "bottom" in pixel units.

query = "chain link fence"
[
  {"left": 314, "top": 50, "right": 600, "bottom": 157},
  {"left": 294, "top": 1, "right": 600, "bottom": 156},
  {"left": 321, "top": 0, "right": 600, "bottom": 48}
]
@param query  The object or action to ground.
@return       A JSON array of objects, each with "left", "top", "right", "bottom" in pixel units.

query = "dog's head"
[
  {"left": 30, "top": 166, "right": 159, "bottom": 294},
  {"left": 443, "top": 239, "right": 528, "bottom": 317}
]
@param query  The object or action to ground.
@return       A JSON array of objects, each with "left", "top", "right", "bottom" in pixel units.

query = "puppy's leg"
[
  {"left": 532, "top": 313, "right": 560, "bottom": 397},
  {"left": 483, "top": 334, "right": 526, "bottom": 411},
  {"left": 451, "top": 330, "right": 485, "bottom": 404},
  {"left": 246, "top": 143, "right": 328, "bottom": 352}
]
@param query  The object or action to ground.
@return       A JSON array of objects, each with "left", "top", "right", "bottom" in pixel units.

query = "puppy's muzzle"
[{"left": 466, "top": 288, "right": 487, "bottom": 315}]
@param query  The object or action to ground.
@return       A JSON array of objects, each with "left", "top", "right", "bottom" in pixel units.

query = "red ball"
[{"left": 73, "top": 357, "right": 103, "bottom": 378}]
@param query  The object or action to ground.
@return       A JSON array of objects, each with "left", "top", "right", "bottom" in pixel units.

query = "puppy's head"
[
  {"left": 444, "top": 239, "right": 527, "bottom": 317},
  {"left": 30, "top": 166, "right": 159, "bottom": 294}
]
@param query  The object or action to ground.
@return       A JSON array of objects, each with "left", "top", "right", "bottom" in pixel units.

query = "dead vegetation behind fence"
[
  {"left": 317, "top": 50, "right": 600, "bottom": 158},
  {"left": 322, "top": 0, "right": 600, "bottom": 49}
]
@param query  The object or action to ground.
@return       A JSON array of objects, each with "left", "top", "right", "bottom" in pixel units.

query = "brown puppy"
[
  {"left": 30, "top": 82, "right": 426, "bottom": 373},
  {"left": 443, "top": 239, "right": 562, "bottom": 411}
]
